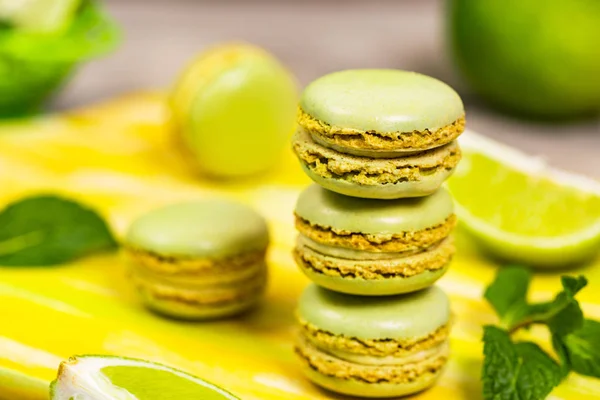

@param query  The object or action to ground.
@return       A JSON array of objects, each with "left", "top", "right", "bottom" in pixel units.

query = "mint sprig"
[
  {"left": 482, "top": 266, "right": 600, "bottom": 400},
  {"left": 0, "top": 195, "right": 117, "bottom": 266}
]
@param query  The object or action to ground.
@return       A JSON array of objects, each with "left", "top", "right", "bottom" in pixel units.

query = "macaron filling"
[
  {"left": 296, "top": 235, "right": 430, "bottom": 260},
  {"left": 293, "top": 128, "right": 462, "bottom": 186},
  {"left": 294, "top": 214, "right": 457, "bottom": 253},
  {"left": 322, "top": 341, "right": 449, "bottom": 367},
  {"left": 298, "top": 107, "right": 465, "bottom": 157}
]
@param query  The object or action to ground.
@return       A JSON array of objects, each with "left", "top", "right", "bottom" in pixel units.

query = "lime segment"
[
  {"left": 447, "top": 131, "right": 600, "bottom": 267},
  {"left": 101, "top": 366, "right": 235, "bottom": 400},
  {"left": 51, "top": 355, "right": 239, "bottom": 400}
]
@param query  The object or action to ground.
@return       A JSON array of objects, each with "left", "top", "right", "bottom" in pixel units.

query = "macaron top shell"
[
  {"left": 126, "top": 200, "right": 269, "bottom": 258},
  {"left": 298, "top": 284, "right": 450, "bottom": 340},
  {"left": 299, "top": 69, "right": 464, "bottom": 133},
  {"left": 295, "top": 184, "right": 454, "bottom": 234}
]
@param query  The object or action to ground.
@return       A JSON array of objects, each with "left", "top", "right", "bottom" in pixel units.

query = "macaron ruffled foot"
[{"left": 125, "top": 199, "right": 269, "bottom": 320}]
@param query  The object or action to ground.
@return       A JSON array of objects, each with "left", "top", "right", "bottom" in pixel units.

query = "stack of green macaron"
[
  {"left": 291, "top": 69, "right": 465, "bottom": 397},
  {"left": 125, "top": 199, "right": 269, "bottom": 320}
]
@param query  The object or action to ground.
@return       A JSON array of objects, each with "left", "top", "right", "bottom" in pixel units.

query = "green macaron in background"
[
  {"left": 293, "top": 184, "right": 456, "bottom": 296},
  {"left": 169, "top": 43, "right": 297, "bottom": 178},
  {"left": 125, "top": 199, "right": 269, "bottom": 320},
  {"left": 295, "top": 284, "right": 451, "bottom": 397},
  {"left": 292, "top": 69, "right": 464, "bottom": 199}
]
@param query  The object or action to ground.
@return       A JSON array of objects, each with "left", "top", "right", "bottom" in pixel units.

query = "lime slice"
[
  {"left": 0, "top": 0, "right": 80, "bottom": 33},
  {"left": 447, "top": 131, "right": 600, "bottom": 268},
  {"left": 50, "top": 355, "right": 239, "bottom": 400}
]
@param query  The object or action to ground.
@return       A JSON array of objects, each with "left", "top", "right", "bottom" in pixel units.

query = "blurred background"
[{"left": 46, "top": 0, "right": 599, "bottom": 175}]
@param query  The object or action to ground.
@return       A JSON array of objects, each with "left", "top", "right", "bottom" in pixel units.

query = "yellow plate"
[{"left": 0, "top": 93, "right": 599, "bottom": 399}]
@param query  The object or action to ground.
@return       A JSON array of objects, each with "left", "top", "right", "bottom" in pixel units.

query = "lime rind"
[
  {"left": 449, "top": 130, "right": 600, "bottom": 267},
  {"left": 50, "top": 355, "right": 239, "bottom": 400}
]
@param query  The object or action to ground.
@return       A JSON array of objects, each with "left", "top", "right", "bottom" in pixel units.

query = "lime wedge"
[
  {"left": 0, "top": 0, "right": 81, "bottom": 33},
  {"left": 50, "top": 355, "right": 239, "bottom": 400},
  {"left": 447, "top": 131, "right": 600, "bottom": 268}
]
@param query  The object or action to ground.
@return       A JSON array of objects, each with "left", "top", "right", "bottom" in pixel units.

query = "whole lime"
[
  {"left": 449, "top": 0, "right": 600, "bottom": 119},
  {"left": 170, "top": 43, "right": 297, "bottom": 178}
]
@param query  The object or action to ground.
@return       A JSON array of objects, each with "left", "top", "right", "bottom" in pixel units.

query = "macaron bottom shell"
[
  {"left": 137, "top": 287, "right": 264, "bottom": 321},
  {"left": 300, "top": 164, "right": 455, "bottom": 199},
  {"left": 295, "top": 334, "right": 448, "bottom": 398},
  {"left": 299, "top": 363, "right": 444, "bottom": 398},
  {"left": 298, "top": 264, "right": 448, "bottom": 296},
  {"left": 293, "top": 128, "right": 461, "bottom": 199},
  {"left": 129, "top": 261, "right": 267, "bottom": 320}
]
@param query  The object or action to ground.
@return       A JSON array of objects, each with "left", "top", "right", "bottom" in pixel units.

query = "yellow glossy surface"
[{"left": 0, "top": 94, "right": 599, "bottom": 399}]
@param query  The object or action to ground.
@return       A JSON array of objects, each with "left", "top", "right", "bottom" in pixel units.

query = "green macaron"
[
  {"left": 125, "top": 199, "right": 269, "bottom": 320},
  {"left": 293, "top": 69, "right": 464, "bottom": 199},
  {"left": 294, "top": 184, "right": 456, "bottom": 296},
  {"left": 170, "top": 43, "right": 297, "bottom": 178},
  {"left": 295, "top": 284, "right": 451, "bottom": 397}
]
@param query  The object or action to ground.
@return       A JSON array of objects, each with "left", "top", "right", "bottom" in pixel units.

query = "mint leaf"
[
  {"left": 553, "top": 319, "right": 600, "bottom": 378},
  {"left": 0, "top": 195, "right": 117, "bottom": 266},
  {"left": 523, "top": 298, "right": 583, "bottom": 337},
  {"left": 483, "top": 326, "right": 562, "bottom": 400},
  {"left": 484, "top": 267, "right": 531, "bottom": 327},
  {"left": 550, "top": 334, "right": 572, "bottom": 379},
  {"left": 547, "top": 301, "right": 584, "bottom": 337},
  {"left": 482, "top": 270, "right": 595, "bottom": 400},
  {"left": 561, "top": 276, "right": 588, "bottom": 296},
  {"left": 523, "top": 276, "right": 586, "bottom": 336}
]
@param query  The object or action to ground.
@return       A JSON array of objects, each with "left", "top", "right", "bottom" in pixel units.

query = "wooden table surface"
[{"left": 52, "top": 0, "right": 600, "bottom": 176}]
